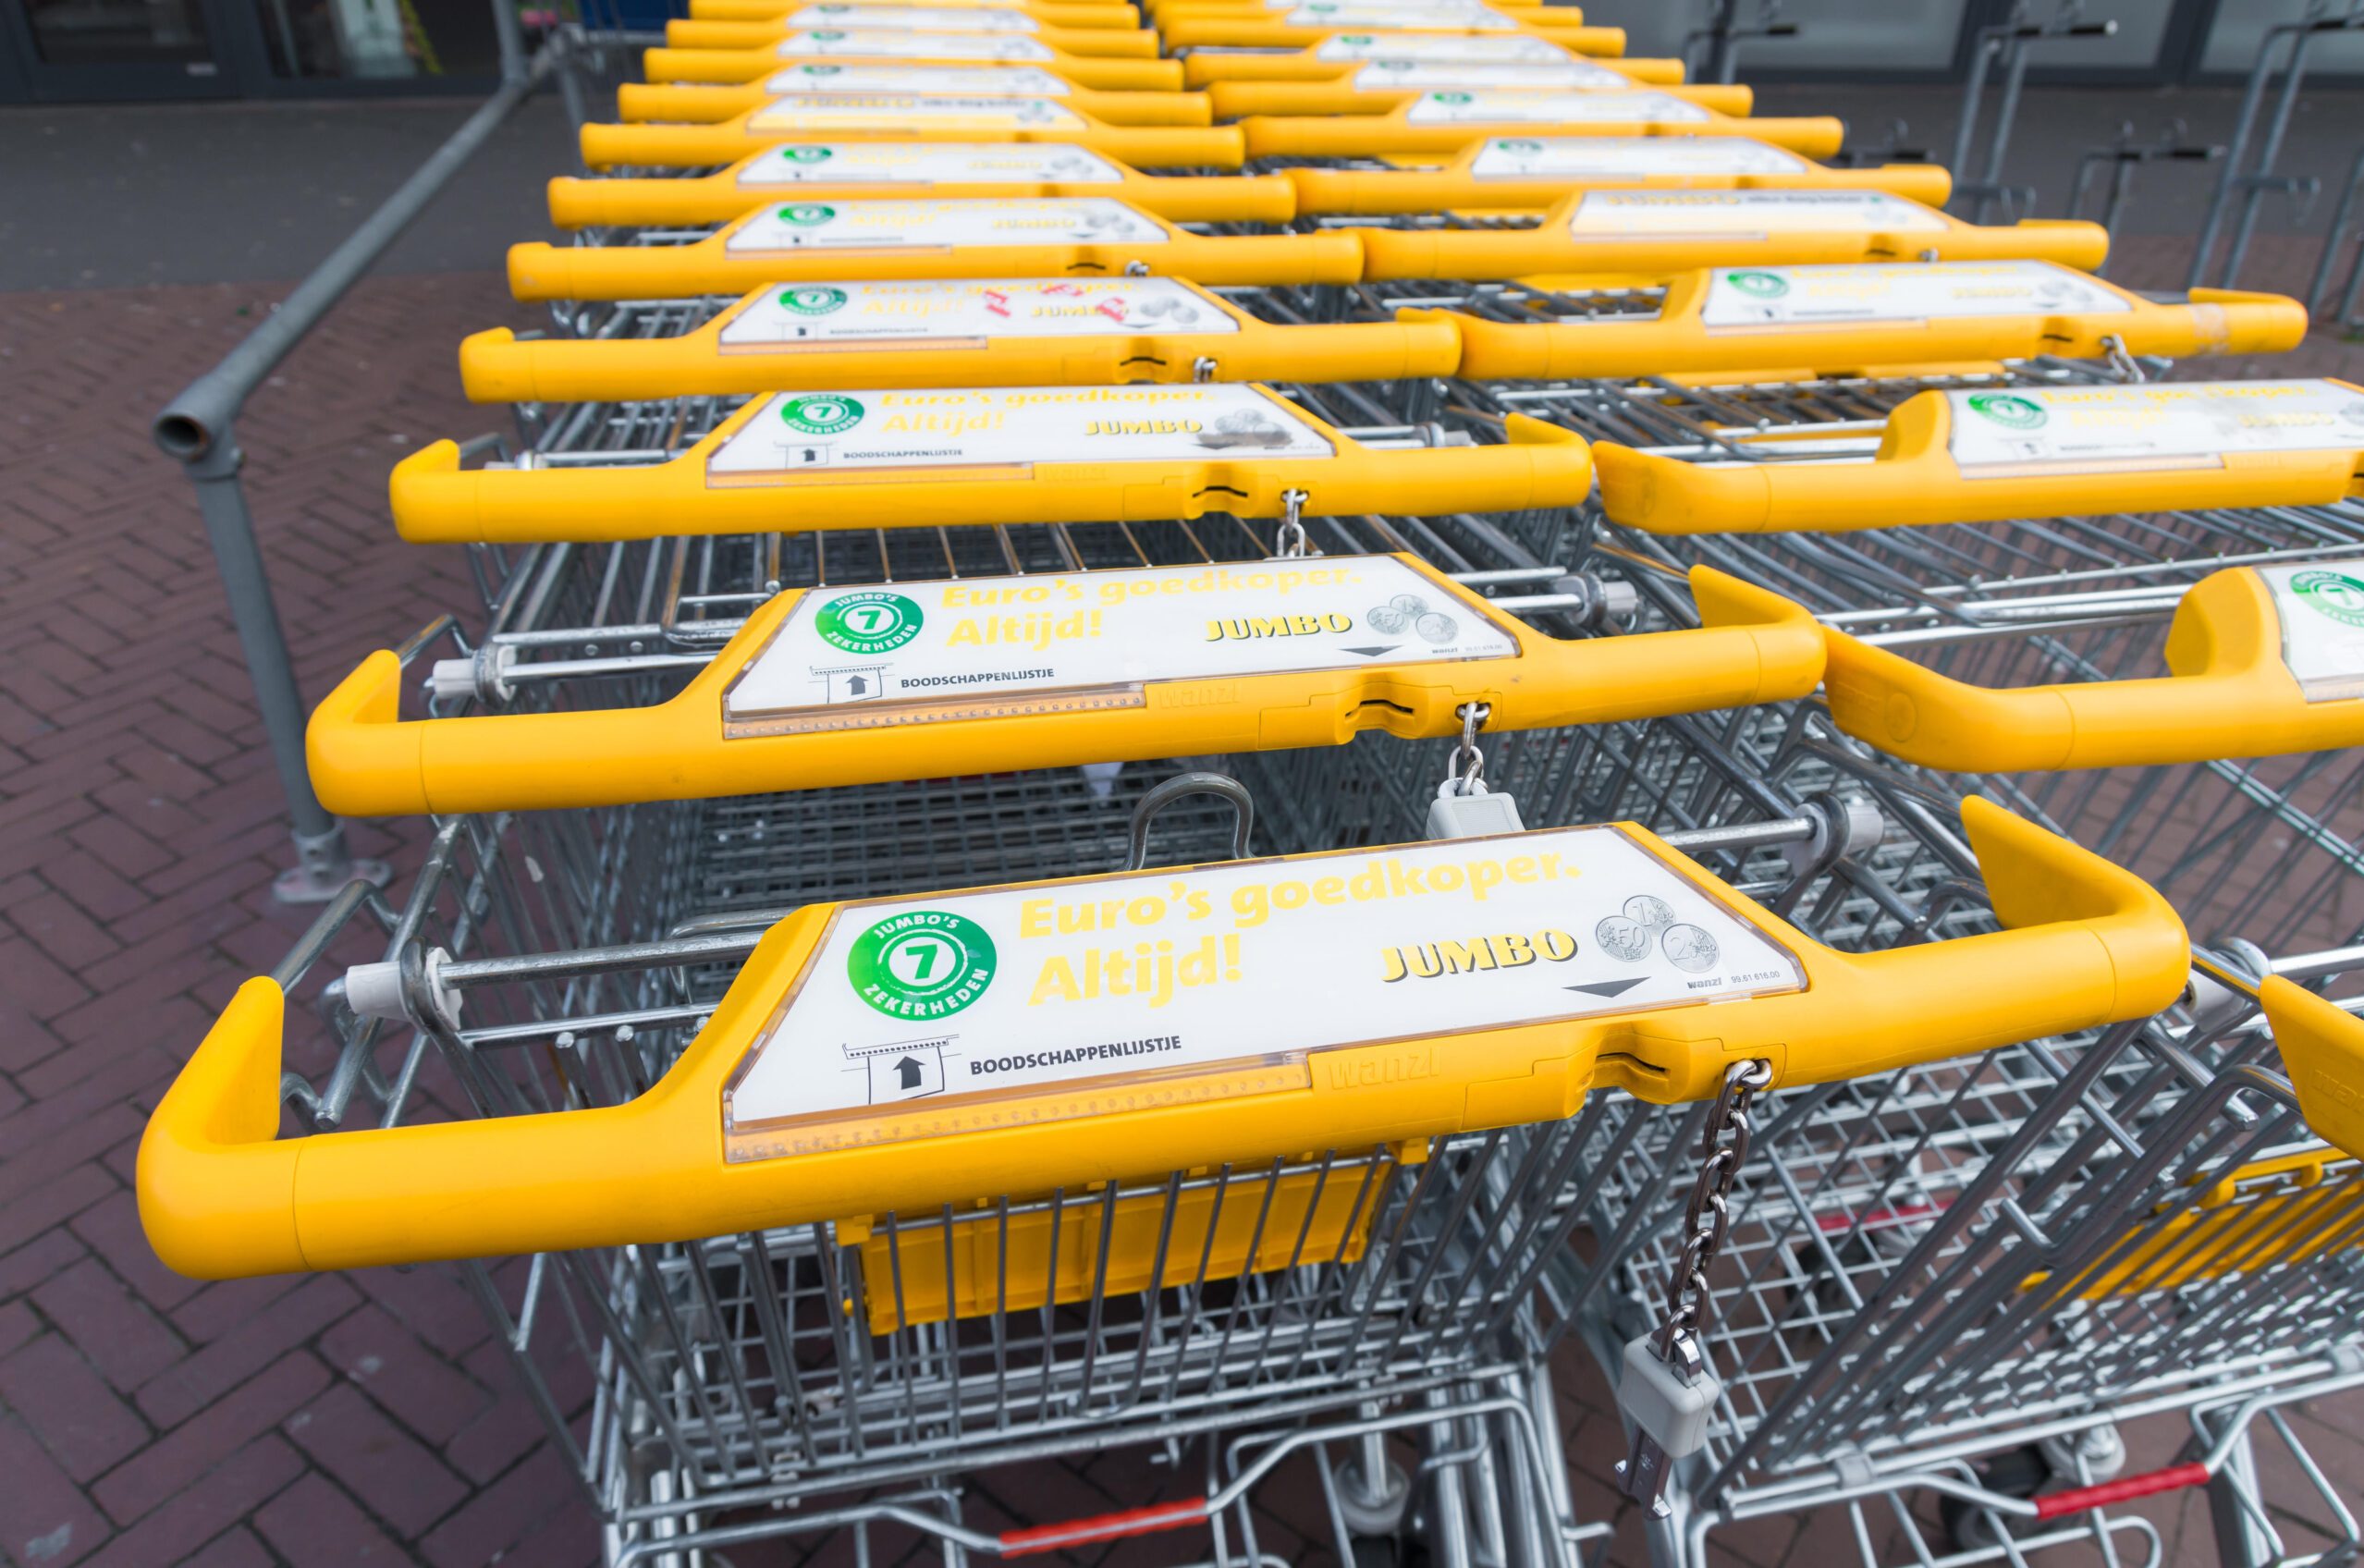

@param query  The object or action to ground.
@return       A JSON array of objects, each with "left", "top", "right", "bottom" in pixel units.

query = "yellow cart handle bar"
[
  {"left": 1820, "top": 562, "right": 2364, "bottom": 772},
  {"left": 1284, "top": 136, "right": 1953, "bottom": 214},
  {"left": 508, "top": 199, "right": 1353, "bottom": 303},
  {"left": 2274, "top": 977, "right": 2364, "bottom": 1169},
  {"left": 580, "top": 109, "right": 1247, "bottom": 170},
  {"left": 460, "top": 277, "right": 1459, "bottom": 402},
  {"left": 1240, "top": 101, "right": 1845, "bottom": 160},
  {"left": 1208, "top": 78, "right": 1752, "bottom": 118},
  {"left": 1182, "top": 44, "right": 1676, "bottom": 86},
  {"left": 388, "top": 385, "right": 1592, "bottom": 544},
  {"left": 1160, "top": 19, "right": 1631, "bottom": 55},
  {"left": 308, "top": 560, "right": 1825, "bottom": 815},
  {"left": 1426, "top": 270, "right": 2305, "bottom": 383},
  {"left": 692, "top": 0, "right": 1143, "bottom": 24},
  {"left": 1593, "top": 379, "right": 2364, "bottom": 534},
  {"left": 138, "top": 798, "right": 2186, "bottom": 1278},
  {"left": 547, "top": 147, "right": 1292, "bottom": 229},
  {"left": 615, "top": 77, "right": 1215, "bottom": 129},
  {"left": 664, "top": 17, "right": 1165, "bottom": 55},
  {"left": 643, "top": 43, "right": 1185, "bottom": 92},
  {"left": 1353, "top": 190, "right": 2109, "bottom": 280}
]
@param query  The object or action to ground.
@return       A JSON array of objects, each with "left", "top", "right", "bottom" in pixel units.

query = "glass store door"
[{"left": 2, "top": 0, "right": 240, "bottom": 97}]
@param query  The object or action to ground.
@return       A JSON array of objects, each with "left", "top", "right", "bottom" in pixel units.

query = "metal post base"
[{"left": 274, "top": 824, "right": 393, "bottom": 905}]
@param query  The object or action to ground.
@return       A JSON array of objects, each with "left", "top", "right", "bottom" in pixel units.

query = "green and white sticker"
[
  {"left": 1568, "top": 189, "right": 1946, "bottom": 237},
  {"left": 1470, "top": 134, "right": 1808, "bottom": 178},
  {"left": 725, "top": 554, "right": 1519, "bottom": 729},
  {"left": 747, "top": 93, "right": 1084, "bottom": 133},
  {"left": 1945, "top": 380, "right": 2364, "bottom": 472},
  {"left": 2264, "top": 559, "right": 2364, "bottom": 702},
  {"left": 1405, "top": 89, "right": 1713, "bottom": 124},
  {"left": 721, "top": 825, "right": 1803, "bottom": 1154},
  {"left": 1283, "top": 4, "right": 1520, "bottom": 30},
  {"left": 1699, "top": 260, "right": 2130, "bottom": 328},
  {"left": 775, "top": 27, "right": 1055, "bottom": 59},
  {"left": 718, "top": 277, "right": 1237, "bottom": 349},
  {"left": 1314, "top": 31, "right": 1568, "bottom": 61},
  {"left": 766, "top": 62, "right": 1071, "bottom": 96},
  {"left": 1352, "top": 58, "right": 1628, "bottom": 89},
  {"left": 724, "top": 196, "right": 1163, "bottom": 254},
  {"left": 708, "top": 383, "right": 1334, "bottom": 482},
  {"left": 787, "top": 3, "right": 1040, "bottom": 30},
  {"left": 737, "top": 141, "right": 1124, "bottom": 188}
]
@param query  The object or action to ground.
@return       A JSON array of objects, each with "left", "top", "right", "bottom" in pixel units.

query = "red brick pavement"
[{"left": 3, "top": 230, "right": 2363, "bottom": 1568}]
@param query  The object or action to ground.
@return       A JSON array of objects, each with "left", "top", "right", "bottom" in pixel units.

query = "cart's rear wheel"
[{"left": 1941, "top": 1443, "right": 2051, "bottom": 1551}]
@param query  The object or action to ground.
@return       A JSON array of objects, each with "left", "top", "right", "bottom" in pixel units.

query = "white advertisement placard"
[
  {"left": 776, "top": 28, "right": 1056, "bottom": 59},
  {"left": 747, "top": 94, "right": 1084, "bottom": 132},
  {"left": 1945, "top": 381, "right": 2364, "bottom": 472},
  {"left": 1405, "top": 89, "right": 1712, "bottom": 124},
  {"left": 725, "top": 196, "right": 1162, "bottom": 253},
  {"left": 2262, "top": 560, "right": 2364, "bottom": 703},
  {"left": 1567, "top": 190, "right": 1946, "bottom": 237},
  {"left": 738, "top": 141, "right": 1125, "bottom": 187},
  {"left": 1469, "top": 134, "right": 1807, "bottom": 178},
  {"left": 718, "top": 277, "right": 1235, "bottom": 349},
  {"left": 766, "top": 62, "right": 1072, "bottom": 95},
  {"left": 1698, "top": 261, "right": 2130, "bottom": 327}
]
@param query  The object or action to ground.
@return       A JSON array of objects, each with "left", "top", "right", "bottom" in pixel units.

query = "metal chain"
[
  {"left": 1653, "top": 1058, "right": 1774, "bottom": 1358},
  {"left": 1273, "top": 489, "right": 1311, "bottom": 557},
  {"left": 1440, "top": 702, "right": 1489, "bottom": 797}
]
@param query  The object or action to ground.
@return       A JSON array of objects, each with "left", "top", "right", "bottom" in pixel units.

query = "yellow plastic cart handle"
[
  {"left": 1286, "top": 135, "right": 1953, "bottom": 214},
  {"left": 1158, "top": 18, "right": 1629, "bottom": 54},
  {"left": 507, "top": 198, "right": 1353, "bottom": 301},
  {"left": 643, "top": 42, "right": 1184, "bottom": 92},
  {"left": 1354, "top": 189, "right": 2108, "bottom": 279},
  {"left": 1206, "top": 77, "right": 1751, "bottom": 118},
  {"left": 665, "top": 15, "right": 1165, "bottom": 55},
  {"left": 1182, "top": 42, "right": 1674, "bottom": 85},
  {"left": 616, "top": 75, "right": 1213, "bottom": 129},
  {"left": 548, "top": 146, "right": 1292, "bottom": 229},
  {"left": 138, "top": 798, "right": 2186, "bottom": 1278},
  {"left": 309, "top": 560, "right": 1825, "bottom": 815},
  {"left": 460, "top": 277, "right": 1458, "bottom": 402},
  {"left": 1594, "top": 379, "right": 2364, "bottom": 534},
  {"left": 387, "top": 385, "right": 1591, "bottom": 544},
  {"left": 1240, "top": 96, "right": 1845, "bottom": 160},
  {"left": 2272, "top": 977, "right": 2364, "bottom": 1166},
  {"left": 1819, "top": 563, "right": 2364, "bottom": 772},
  {"left": 693, "top": 0, "right": 1141, "bottom": 25},
  {"left": 1427, "top": 267, "right": 2306, "bottom": 382},
  {"left": 580, "top": 107, "right": 1246, "bottom": 170}
]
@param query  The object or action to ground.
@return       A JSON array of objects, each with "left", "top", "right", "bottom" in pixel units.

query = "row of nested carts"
[{"left": 135, "top": 3, "right": 2364, "bottom": 1565}]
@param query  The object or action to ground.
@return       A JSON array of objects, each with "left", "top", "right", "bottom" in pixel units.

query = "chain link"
[
  {"left": 1441, "top": 701, "right": 1490, "bottom": 797},
  {"left": 1653, "top": 1058, "right": 1774, "bottom": 1359}
]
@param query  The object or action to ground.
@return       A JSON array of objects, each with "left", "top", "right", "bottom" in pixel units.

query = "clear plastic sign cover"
[
  {"left": 775, "top": 27, "right": 1058, "bottom": 59},
  {"left": 747, "top": 94, "right": 1084, "bottom": 131},
  {"left": 2262, "top": 560, "right": 2364, "bottom": 704},
  {"left": 1405, "top": 89, "right": 1712, "bottom": 124},
  {"left": 1280, "top": 0, "right": 1505, "bottom": 10},
  {"left": 738, "top": 142, "right": 1125, "bottom": 187},
  {"left": 1699, "top": 261, "right": 2130, "bottom": 328},
  {"left": 1567, "top": 189, "right": 1946, "bottom": 237},
  {"left": 1314, "top": 31, "right": 1568, "bottom": 60},
  {"left": 1470, "top": 134, "right": 1807, "bottom": 178},
  {"left": 723, "top": 554, "right": 1519, "bottom": 730},
  {"left": 1285, "top": 6, "right": 1521, "bottom": 30},
  {"left": 707, "top": 384, "right": 1335, "bottom": 482},
  {"left": 718, "top": 277, "right": 1237, "bottom": 349},
  {"left": 789, "top": 4, "right": 1042, "bottom": 29},
  {"left": 722, "top": 826, "right": 1805, "bottom": 1158},
  {"left": 1945, "top": 381, "right": 2364, "bottom": 472},
  {"left": 766, "top": 62, "right": 1072, "bottom": 95},
  {"left": 1353, "top": 58, "right": 1628, "bottom": 88},
  {"left": 725, "top": 196, "right": 1162, "bottom": 253}
]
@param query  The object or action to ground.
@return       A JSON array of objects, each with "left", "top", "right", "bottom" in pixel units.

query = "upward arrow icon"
[{"left": 895, "top": 1056, "right": 925, "bottom": 1090}]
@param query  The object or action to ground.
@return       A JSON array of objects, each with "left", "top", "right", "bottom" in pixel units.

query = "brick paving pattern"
[{"left": 2, "top": 229, "right": 2363, "bottom": 1567}]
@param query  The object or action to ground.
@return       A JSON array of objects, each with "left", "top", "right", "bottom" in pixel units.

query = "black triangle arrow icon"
[
  {"left": 847, "top": 675, "right": 869, "bottom": 695},
  {"left": 1567, "top": 977, "right": 1647, "bottom": 998},
  {"left": 1342, "top": 645, "right": 1401, "bottom": 658},
  {"left": 895, "top": 1056, "right": 925, "bottom": 1089}
]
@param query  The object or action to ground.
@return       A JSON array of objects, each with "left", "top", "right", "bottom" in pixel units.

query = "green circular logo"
[
  {"left": 1430, "top": 90, "right": 1473, "bottom": 104},
  {"left": 780, "top": 284, "right": 849, "bottom": 315},
  {"left": 780, "top": 144, "right": 834, "bottom": 163},
  {"left": 1966, "top": 392, "right": 2048, "bottom": 430},
  {"left": 816, "top": 589, "right": 923, "bottom": 654},
  {"left": 779, "top": 202, "right": 837, "bottom": 227},
  {"left": 779, "top": 393, "right": 864, "bottom": 435},
  {"left": 1495, "top": 138, "right": 1544, "bottom": 154},
  {"left": 1725, "top": 270, "right": 1788, "bottom": 298},
  {"left": 2289, "top": 570, "right": 2364, "bottom": 630},
  {"left": 849, "top": 911, "right": 997, "bottom": 1020}
]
